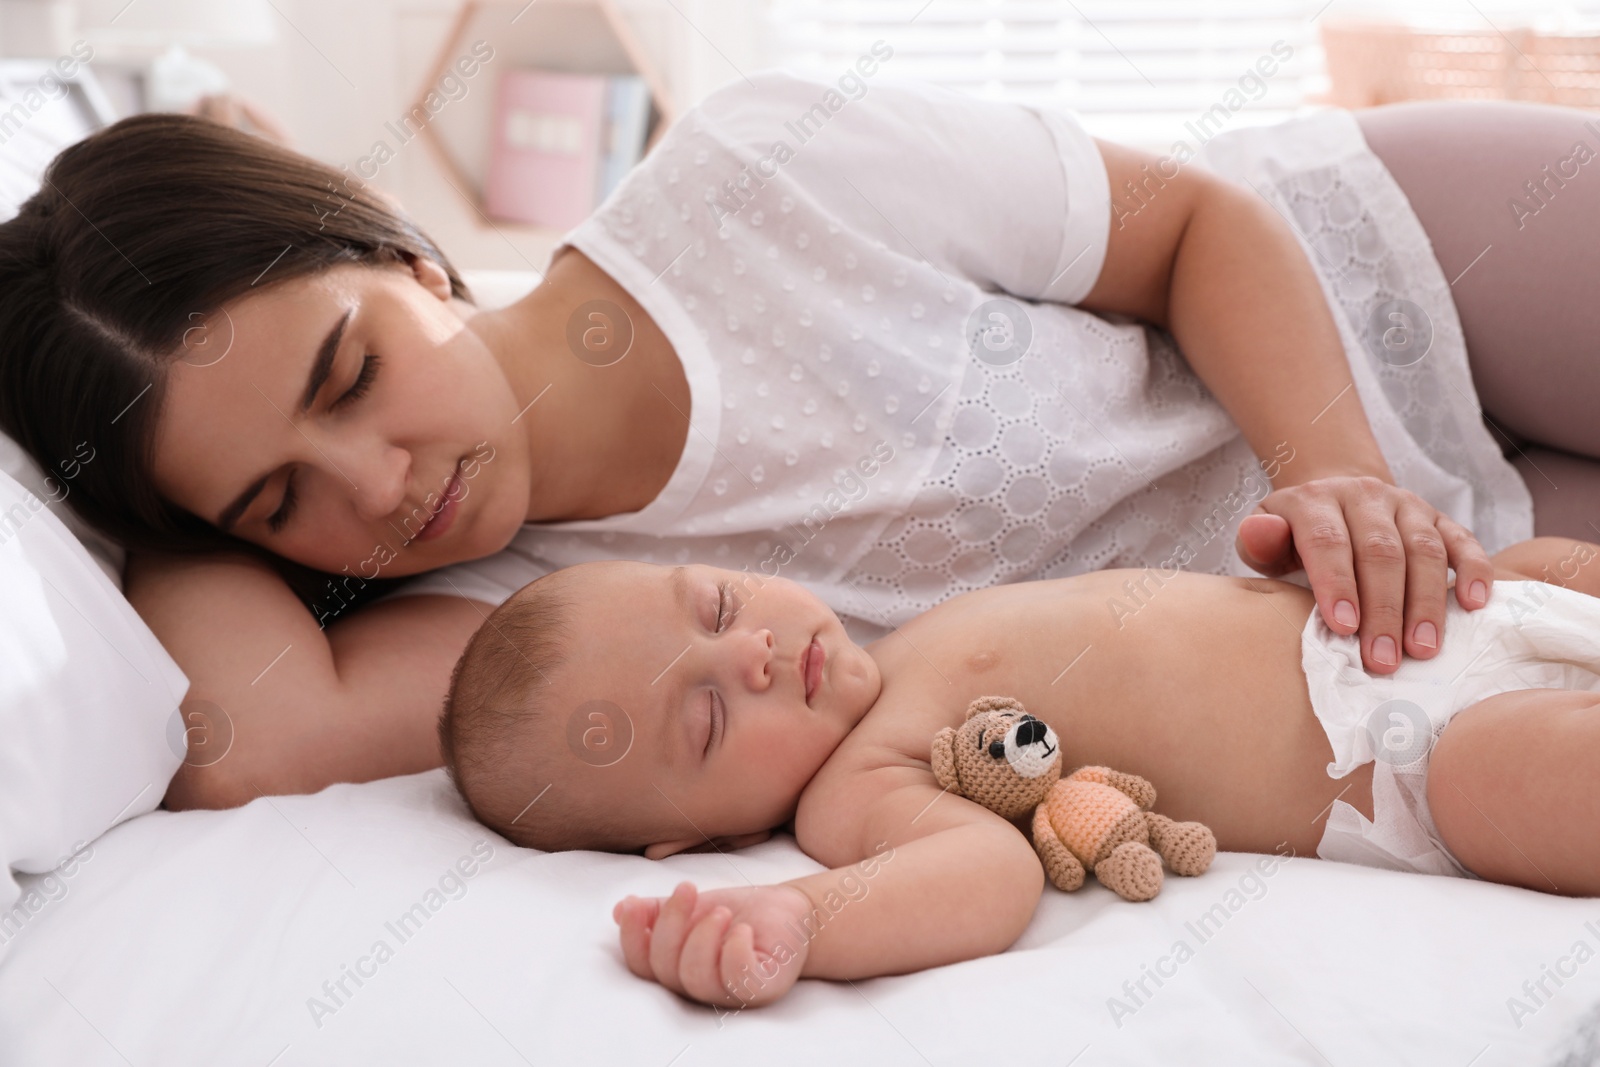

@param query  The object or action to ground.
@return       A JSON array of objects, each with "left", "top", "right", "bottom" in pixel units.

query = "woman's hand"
[
  {"left": 1234, "top": 475, "right": 1496, "bottom": 674},
  {"left": 614, "top": 881, "right": 814, "bottom": 1009}
]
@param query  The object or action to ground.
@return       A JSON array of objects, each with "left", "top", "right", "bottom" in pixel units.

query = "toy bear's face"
[{"left": 931, "top": 697, "right": 1063, "bottom": 821}]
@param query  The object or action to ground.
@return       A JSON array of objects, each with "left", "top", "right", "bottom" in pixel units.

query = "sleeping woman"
[{"left": 0, "top": 69, "right": 1590, "bottom": 810}]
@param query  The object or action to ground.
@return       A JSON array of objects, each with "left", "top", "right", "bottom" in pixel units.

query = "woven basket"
[{"left": 1318, "top": 20, "right": 1600, "bottom": 109}]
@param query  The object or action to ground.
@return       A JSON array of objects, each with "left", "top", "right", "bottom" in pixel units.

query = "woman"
[{"left": 0, "top": 72, "right": 1580, "bottom": 811}]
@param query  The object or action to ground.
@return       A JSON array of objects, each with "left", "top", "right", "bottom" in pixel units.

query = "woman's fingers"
[
  {"left": 1279, "top": 487, "right": 1366, "bottom": 641},
  {"left": 1439, "top": 515, "right": 1495, "bottom": 611},
  {"left": 1243, "top": 477, "right": 1496, "bottom": 671},
  {"left": 1341, "top": 495, "right": 1408, "bottom": 674},
  {"left": 646, "top": 882, "right": 698, "bottom": 994},
  {"left": 1235, "top": 512, "right": 1296, "bottom": 576},
  {"left": 1394, "top": 503, "right": 1451, "bottom": 661}
]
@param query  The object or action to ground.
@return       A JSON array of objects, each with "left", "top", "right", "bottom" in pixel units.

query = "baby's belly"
[
  {"left": 1047, "top": 572, "right": 1348, "bottom": 852},
  {"left": 881, "top": 569, "right": 1365, "bottom": 854}
]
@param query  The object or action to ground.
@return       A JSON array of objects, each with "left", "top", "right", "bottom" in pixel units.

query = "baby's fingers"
[
  {"left": 719, "top": 921, "right": 763, "bottom": 1007},
  {"left": 678, "top": 906, "right": 735, "bottom": 1004},
  {"left": 646, "top": 883, "right": 698, "bottom": 994},
  {"left": 614, "top": 896, "right": 660, "bottom": 980}
]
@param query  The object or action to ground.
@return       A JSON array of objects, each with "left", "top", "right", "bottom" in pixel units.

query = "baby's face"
[{"left": 538, "top": 561, "right": 882, "bottom": 851}]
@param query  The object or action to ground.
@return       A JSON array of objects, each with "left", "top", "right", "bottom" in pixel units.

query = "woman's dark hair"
[{"left": 0, "top": 112, "right": 473, "bottom": 607}]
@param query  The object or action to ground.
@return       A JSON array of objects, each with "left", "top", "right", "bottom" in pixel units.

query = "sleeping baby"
[{"left": 437, "top": 535, "right": 1600, "bottom": 1009}]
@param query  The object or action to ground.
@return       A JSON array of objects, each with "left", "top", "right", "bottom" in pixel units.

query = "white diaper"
[{"left": 1302, "top": 578, "right": 1600, "bottom": 878}]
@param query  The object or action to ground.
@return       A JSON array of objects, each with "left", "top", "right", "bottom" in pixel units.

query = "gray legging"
[{"left": 1353, "top": 101, "right": 1600, "bottom": 543}]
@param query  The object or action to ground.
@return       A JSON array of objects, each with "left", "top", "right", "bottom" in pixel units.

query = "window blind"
[{"left": 764, "top": 0, "right": 1600, "bottom": 150}]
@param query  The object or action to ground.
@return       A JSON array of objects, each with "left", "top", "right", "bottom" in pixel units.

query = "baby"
[{"left": 437, "top": 535, "right": 1600, "bottom": 1009}]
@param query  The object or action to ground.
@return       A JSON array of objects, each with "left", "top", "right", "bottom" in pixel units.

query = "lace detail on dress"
[{"left": 839, "top": 313, "right": 1250, "bottom": 641}]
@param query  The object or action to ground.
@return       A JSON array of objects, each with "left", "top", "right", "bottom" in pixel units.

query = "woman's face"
[{"left": 149, "top": 257, "right": 531, "bottom": 578}]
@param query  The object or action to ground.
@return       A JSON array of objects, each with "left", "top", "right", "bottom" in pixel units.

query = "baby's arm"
[{"left": 613, "top": 769, "right": 1043, "bottom": 1008}]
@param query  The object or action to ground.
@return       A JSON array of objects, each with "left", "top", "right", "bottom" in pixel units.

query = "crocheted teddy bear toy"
[{"left": 931, "top": 695, "right": 1216, "bottom": 902}]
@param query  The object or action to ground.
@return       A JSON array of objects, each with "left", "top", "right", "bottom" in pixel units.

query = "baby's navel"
[{"left": 966, "top": 649, "right": 1001, "bottom": 674}]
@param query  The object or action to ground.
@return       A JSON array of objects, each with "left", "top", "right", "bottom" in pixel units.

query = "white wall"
[
  {"left": 0, "top": 0, "right": 774, "bottom": 271},
  {"left": 239, "top": 0, "right": 771, "bottom": 272}
]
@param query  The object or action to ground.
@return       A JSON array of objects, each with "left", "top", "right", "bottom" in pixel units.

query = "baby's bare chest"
[{"left": 834, "top": 571, "right": 1319, "bottom": 777}]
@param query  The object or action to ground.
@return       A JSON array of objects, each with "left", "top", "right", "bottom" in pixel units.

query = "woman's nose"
[{"left": 340, "top": 443, "right": 410, "bottom": 523}]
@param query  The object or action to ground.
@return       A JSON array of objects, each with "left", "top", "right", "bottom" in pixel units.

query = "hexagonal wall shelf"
[{"left": 412, "top": 0, "right": 677, "bottom": 238}]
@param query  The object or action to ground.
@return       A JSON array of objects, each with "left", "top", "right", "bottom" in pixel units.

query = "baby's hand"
[{"left": 613, "top": 881, "right": 814, "bottom": 1008}]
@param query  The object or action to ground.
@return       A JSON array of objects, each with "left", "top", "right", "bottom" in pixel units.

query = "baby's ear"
[
  {"left": 643, "top": 837, "right": 703, "bottom": 860},
  {"left": 717, "top": 830, "right": 772, "bottom": 851},
  {"left": 931, "top": 727, "right": 959, "bottom": 793},
  {"left": 645, "top": 830, "right": 772, "bottom": 860}
]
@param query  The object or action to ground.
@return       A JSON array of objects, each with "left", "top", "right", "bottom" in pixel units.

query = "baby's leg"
[
  {"left": 1427, "top": 687, "right": 1600, "bottom": 895},
  {"left": 1489, "top": 536, "right": 1600, "bottom": 599},
  {"left": 1423, "top": 538, "right": 1600, "bottom": 892}
]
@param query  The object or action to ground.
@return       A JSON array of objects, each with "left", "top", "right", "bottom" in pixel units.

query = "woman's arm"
[
  {"left": 1081, "top": 138, "right": 1496, "bottom": 674},
  {"left": 124, "top": 550, "right": 490, "bottom": 810},
  {"left": 1084, "top": 141, "right": 1392, "bottom": 485}
]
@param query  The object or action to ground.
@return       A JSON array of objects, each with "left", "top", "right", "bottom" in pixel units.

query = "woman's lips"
[
  {"left": 803, "top": 637, "right": 825, "bottom": 703},
  {"left": 415, "top": 470, "right": 463, "bottom": 543}
]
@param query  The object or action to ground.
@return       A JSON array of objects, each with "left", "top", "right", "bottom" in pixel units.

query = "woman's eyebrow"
[
  {"left": 215, "top": 307, "right": 352, "bottom": 532},
  {"left": 298, "top": 307, "right": 353, "bottom": 414}
]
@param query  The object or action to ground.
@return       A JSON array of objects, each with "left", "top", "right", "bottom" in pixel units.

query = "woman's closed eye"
[
  {"left": 330, "top": 352, "right": 381, "bottom": 411},
  {"left": 267, "top": 471, "right": 298, "bottom": 533},
  {"left": 264, "top": 353, "right": 382, "bottom": 532}
]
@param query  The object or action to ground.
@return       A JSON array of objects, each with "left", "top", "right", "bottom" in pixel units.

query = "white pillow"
[
  {"left": 459, "top": 268, "right": 538, "bottom": 311},
  {"left": 0, "top": 435, "right": 123, "bottom": 587},
  {"left": 0, "top": 468, "right": 187, "bottom": 919}
]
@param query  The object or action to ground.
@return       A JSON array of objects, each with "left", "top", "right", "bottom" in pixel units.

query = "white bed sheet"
[{"left": 2, "top": 770, "right": 1595, "bottom": 1066}]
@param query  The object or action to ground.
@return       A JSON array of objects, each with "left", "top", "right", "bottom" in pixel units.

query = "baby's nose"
[{"left": 743, "top": 629, "right": 773, "bottom": 690}]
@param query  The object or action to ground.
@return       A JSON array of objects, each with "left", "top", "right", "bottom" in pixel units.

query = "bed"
[{"left": 4, "top": 766, "right": 1599, "bottom": 1065}]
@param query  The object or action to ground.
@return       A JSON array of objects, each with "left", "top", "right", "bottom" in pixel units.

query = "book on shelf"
[{"left": 484, "top": 69, "right": 654, "bottom": 230}]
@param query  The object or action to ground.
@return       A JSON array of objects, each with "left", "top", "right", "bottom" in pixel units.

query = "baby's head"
[{"left": 438, "top": 561, "right": 882, "bottom": 857}]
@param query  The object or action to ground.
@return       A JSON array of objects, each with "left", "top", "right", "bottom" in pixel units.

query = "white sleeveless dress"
[{"left": 390, "top": 71, "right": 1532, "bottom": 643}]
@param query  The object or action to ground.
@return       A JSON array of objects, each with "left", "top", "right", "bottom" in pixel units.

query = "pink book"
[{"left": 485, "top": 70, "right": 608, "bottom": 229}]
